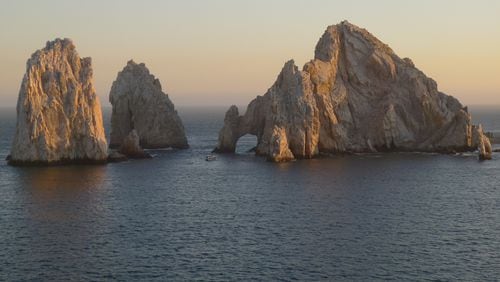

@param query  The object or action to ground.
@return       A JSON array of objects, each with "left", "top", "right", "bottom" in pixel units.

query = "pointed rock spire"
[
  {"left": 109, "top": 60, "right": 188, "bottom": 149},
  {"left": 9, "top": 38, "right": 108, "bottom": 165}
]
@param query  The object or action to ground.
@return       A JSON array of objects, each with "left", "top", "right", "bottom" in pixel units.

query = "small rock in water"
[
  {"left": 119, "top": 130, "right": 152, "bottom": 159},
  {"left": 107, "top": 150, "right": 128, "bottom": 163},
  {"left": 476, "top": 125, "right": 492, "bottom": 160}
]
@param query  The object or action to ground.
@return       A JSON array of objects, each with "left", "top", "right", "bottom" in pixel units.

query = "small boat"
[{"left": 206, "top": 155, "right": 217, "bottom": 161}]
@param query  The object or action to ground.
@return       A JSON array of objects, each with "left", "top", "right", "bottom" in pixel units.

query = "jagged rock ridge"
[
  {"left": 109, "top": 60, "right": 188, "bottom": 149},
  {"left": 9, "top": 38, "right": 108, "bottom": 165},
  {"left": 215, "top": 21, "right": 491, "bottom": 161}
]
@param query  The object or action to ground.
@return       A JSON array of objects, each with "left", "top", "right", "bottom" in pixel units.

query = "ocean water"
[{"left": 0, "top": 106, "right": 499, "bottom": 281}]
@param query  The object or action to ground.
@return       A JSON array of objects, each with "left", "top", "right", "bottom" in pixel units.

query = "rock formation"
[
  {"left": 107, "top": 150, "right": 128, "bottom": 163},
  {"left": 215, "top": 21, "right": 490, "bottom": 162},
  {"left": 119, "top": 129, "right": 152, "bottom": 159},
  {"left": 109, "top": 60, "right": 188, "bottom": 149},
  {"left": 475, "top": 125, "right": 492, "bottom": 160},
  {"left": 9, "top": 38, "right": 108, "bottom": 165}
]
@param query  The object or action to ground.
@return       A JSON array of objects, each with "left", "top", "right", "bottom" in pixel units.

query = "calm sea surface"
[{"left": 0, "top": 106, "right": 499, "bottom": 281}]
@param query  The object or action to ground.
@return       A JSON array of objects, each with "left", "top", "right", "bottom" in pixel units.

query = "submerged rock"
[
  {"left": 107, "top": 150, "right": 128, "bottom": 163},
  {"left": 215, "top": 21, "right": 489, "bottom": 162},
  {"left": 119, "top": 130, "right": 152, "bottom": 159},
  {"left": 109, "top": 60, "right": 188, "bottom": 149},
  {"left": 9, "top": 38, "right": 108, "bottom": 165}
]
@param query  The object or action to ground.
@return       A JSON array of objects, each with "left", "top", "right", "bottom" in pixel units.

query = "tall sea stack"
[
  {"left": 9, "top": 38, "right": 108, "bottom": 165},
  {"left": 215, "top": 21, "right": 492, "bottom": 162},
  {"left": 109, "top": 60, "right": 188, "bottom": 149}
]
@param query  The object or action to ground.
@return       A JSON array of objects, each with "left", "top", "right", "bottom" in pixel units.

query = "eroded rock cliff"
[
  {"left": 215, "top": 21, "right": 489, "bottom": 162},
  {"left": 9, "top": 38, "right": 108, "bottom": 165},
  {"left": 109, "top": 60, "right": 188, "bottom": 149}
]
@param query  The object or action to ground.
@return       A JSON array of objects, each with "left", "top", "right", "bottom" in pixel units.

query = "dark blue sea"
[{"left": 0, "top": 106, "right": 499, "bottom": 281}]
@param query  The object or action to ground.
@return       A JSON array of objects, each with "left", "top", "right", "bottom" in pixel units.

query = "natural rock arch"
[
  {"left": 214, "top": 21, "right": 492, "bottom": 162},
  {"left": 234, "top": 134, "right": 258, "bottom": 154}
]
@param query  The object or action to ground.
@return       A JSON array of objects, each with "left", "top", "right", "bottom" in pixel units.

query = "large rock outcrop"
[
  {"left": 215, "top": 21, "right": 490, "bottom": 162},
  {"left": 9, "top": 38, "right": 108, "bottom": 165},
  {"left": 109, "top": 60, "right": 188, "bottom": 149}
]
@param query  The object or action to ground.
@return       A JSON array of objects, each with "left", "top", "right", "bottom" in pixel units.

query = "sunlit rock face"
[
  {"left": 215, "top": 21, "right": 489, "bottom": 162},
  {"left": 109, "top": 60, "right": 188, "bottom": 149},
  {"left": 475, "top": 125, "right": 492, "bottom": 160},
  {"left": 9, "top": 38, "right": 108, "bottom": 165}
]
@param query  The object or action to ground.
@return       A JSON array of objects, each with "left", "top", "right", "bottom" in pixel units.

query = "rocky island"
[
  {"left": 8, "top": 38, "right": 108, "bottom": 165},
  {"left": 109, "top": 60, "right": 188, "bottom": 150},
  {"left": 215, "top": 21, "right": 492, "bottom": 162}
]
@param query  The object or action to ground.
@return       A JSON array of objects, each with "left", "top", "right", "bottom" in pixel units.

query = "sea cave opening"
[{"left": 235, "top": 134, "right": 258, "bottom": 154}]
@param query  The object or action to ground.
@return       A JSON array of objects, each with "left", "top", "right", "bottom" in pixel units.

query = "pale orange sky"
[{"left": 0, "top": 0, "right": 499, "bottom": 107}]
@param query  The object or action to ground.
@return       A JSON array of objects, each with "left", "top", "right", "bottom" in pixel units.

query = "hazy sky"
[{"left": 0, "top": 0, "right": 499, "bottom": 107}]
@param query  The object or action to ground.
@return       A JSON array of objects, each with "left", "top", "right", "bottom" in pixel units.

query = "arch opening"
[{"left": 235, "top": 134, "right": 257, "bottom": 154}]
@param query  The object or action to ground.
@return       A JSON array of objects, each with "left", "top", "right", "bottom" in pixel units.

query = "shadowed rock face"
[
  {"left": 215, "top": 21, "right": 490, "bottom": 162},
  {"left": 109, "top": 60, "right": 188, "bottom": 149},
  {"left": 9, "top": 38, "right": 108, "bottom": 165},
  {"left": 119, "top": 130, "right": 152, "bottom": 159}
]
